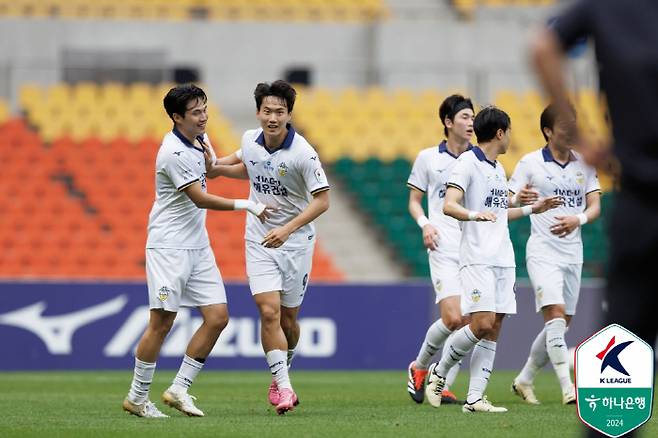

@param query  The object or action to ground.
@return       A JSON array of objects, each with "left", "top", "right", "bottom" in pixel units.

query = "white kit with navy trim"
[
  {"left": 508, "top": 146, "right": 601, "bottom": 264},
  {"left": 240, "top": 124, "right": 330, "bottom": 249},
  {"left": 146, "top": 128, "right": 210, "bottom": 250},
  {"left": 447, "top": 147, "right": 515, "bottom": 268}
]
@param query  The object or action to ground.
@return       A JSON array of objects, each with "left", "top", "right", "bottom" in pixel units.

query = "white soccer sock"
[
  {"left": 127, "top": 357, "right": 156, "bottom": 404},
  {"left": 517, "top": 327, "right": 549, "bottom": 384},
  {"left": 467, "top": 339, "right": 497, "bottom": 404},
  {"left": 436, "top": 325, "right": 479, "bottom": 377},
  {"left": 415, "top": 319, "right": 453, "bottom": 369},
  {"left": 545, "top": 318, "right": 572, "bottom": 393},
  {"left": 442, "top": 330, "right": 462, "bottom": 390},
  {"left": 287, "top": 349, "right": 295, "bottom": 368},
  {"left": 266, "top": 349, "right": 292, "bottom": 391},
  {"left": 170, "top": 355, "right": 204, "bottom": 393}
]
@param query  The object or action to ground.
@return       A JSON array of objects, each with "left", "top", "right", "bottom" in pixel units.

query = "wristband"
[
  {"left": 577, "top": 213, "right": 588, "bottom": 225},
  {"left": 416, "top": 215, "right": 430, "bottom": 228},
  {"left": 467, "top": 211, "right": 477, "bottom": 221},
  {"left": 235, "top": 149, "right": 243, "bottom": 160},
  {"left": 234, "top": 199, "right": 266, "bottom": 216},
  {"left": 510, "top": 194, "right": 518, "bottom": 207},
  {"left": 521, "top": 205, "right": 533, "bottom": 216}
]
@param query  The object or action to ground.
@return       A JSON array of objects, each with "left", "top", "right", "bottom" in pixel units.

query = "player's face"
[
  {"left": 499, "top": 127, "right": 512, "bottom": 154},
  {"left": 257, "top": 96, "right": 291, "bottom": 138},
  {"left": 176, "top": 98, "right": 208, "bottom": 137},
  {"left": 548, "top": 113, "right": 577, "bottom": 150},
  {"left": 446, "top": 108, "right": 475, "bottom": 142}
]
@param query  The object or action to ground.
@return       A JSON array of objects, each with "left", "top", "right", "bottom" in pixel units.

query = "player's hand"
[
  {"left": 422, "top": 224, "right": 439, "bottom": 251},
  {"left": 257, "top": 206, "right": 276, "bottom": 224},
  {"left": 262, "top": 225, "right": 291, "bottom": 248},
  {"left": 531, "top": 195, "right": 563, "bottom": 214},
  {"left": 201, "top": 141, "right": 216, "bottom": 171},
  {"left": 550, "top": 215, "right": 580, "bottom": 238},
  {"left": 518, "top": 184, "right": 540, "bottom": 205},
  {"left": 472, "top": 212, "right": 497, "bottom": 222}
]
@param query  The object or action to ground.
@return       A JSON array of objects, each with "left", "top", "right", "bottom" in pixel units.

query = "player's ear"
[
  {"left": 444, "top": 116, "right": 453, "bottom": 129},
  {"left": 542, "top": 126, "right": 552, "bottom": 140},
  {"left": 172, "top": 112, "right": 184, "bottom": 124}
]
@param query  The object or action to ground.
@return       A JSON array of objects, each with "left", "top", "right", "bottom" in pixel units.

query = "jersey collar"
[
  {"left": 172, "top": 126, "right": 204, "bottom": 153},
  {"left": 438, "top": 140, "right": 473, "bottom": 159},
  {"left": 542, "top": 145, "right": 577, "bottom": 169},
  {"left": 472, "top": 146, "right": 497, "bottom": 168},
  {"left": 256, "top": 123, "right": 296, "bottom": 154}
]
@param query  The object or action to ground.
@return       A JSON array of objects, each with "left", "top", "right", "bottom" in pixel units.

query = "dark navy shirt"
[{"left": 553, "top": 0, "right": 658, "bottom": 190}]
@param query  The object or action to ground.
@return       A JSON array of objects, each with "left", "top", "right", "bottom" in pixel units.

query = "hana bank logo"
[{"left": 596, "top": 336, "right": 633, "bottom": 383}]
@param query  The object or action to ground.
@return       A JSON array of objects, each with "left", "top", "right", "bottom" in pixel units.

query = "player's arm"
[
  {"left": 262, "top": 189, "right": 330, "bottom": 248},
  {"left": 201, "top": 142, "right": 247, "bottom": 179},
  {"left": 183, "top": 181, "right": 271, "bottom": 223},
  {"left": 508, "top": 195, "right": 563, "bottom": 221},
  {"left": 443, "top": 185, "right": 496, "bottom": 222},
  {"left": 550, "top": 191, "right": 601, "bottom": 238},
  {"left": 408, "top": 187, "right": 438, "bottom": 251}
]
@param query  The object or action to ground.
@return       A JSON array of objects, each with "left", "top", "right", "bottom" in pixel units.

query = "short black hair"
[
  {"left": 163, "top": 84, "right": 207, "bottom": 121},
  {"left": 439, "top": 94, "right": 474, "bottom": 137},
  {"left": 540, "top": 102, "right": 577, "bottom": 141},
  {"left": 473, "top": 106, "right": 511, "bottom": 143},
  {"left": 254, "top": 80, "right": 296, "bottom": 112}
]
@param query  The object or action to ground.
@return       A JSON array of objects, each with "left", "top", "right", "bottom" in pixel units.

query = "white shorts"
[
  {"left": 527, "top": 257, "right": 582, "bottom": 315},
  {"left": 460, "top": 265, "right": 517, "bottom": 315},
  {"left": 428, "top": 250, "right": 461, "bottom": 303},
  {"left": 145, "top": 247, "right": 226, "bottom": 312},
  {"left": 245, "top": 241, "right": 314, "bottom": 308}
]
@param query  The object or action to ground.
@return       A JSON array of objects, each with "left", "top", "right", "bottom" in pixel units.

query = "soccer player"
[
  {"left": 425, "top": 107, "right": 562, "bottom": 412},
  {"left": 406, "top": 95, "right": 475, "bottom": 404},
  {"left": 510, "top": 103, "right": 601, "bottom": 405},
  {"left": 122, "top": 84, "right": 270, "bottom": 418},
  {"left": 204, "top": 80, "right": 330, "bottom": 415}
]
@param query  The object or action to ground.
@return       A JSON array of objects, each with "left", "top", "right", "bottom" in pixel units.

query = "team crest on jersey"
[
  {"left": 278, "top": 162, "right": 288, "bottom": 177},
  {"left": 471, "top": 289, "right": 481, "bottom": 303},
  {"left": 158, "top": 286, "right": 172, "bottom": 302},
  {"left": 576, "top": 171, "right": 585, "bottom": 186}
]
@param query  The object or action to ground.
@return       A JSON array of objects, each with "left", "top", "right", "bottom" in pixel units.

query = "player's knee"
[
  {"left": 204, "top": 312, "right": 229, "bottom": 332},
  {"left": 149, "top": 319, "right": 174, "bottom": 339},
  {"left": 471, "top": 320, "right": 495, "bottom": 339},
  {"left": 259, "top": 306, "right": 280, "bottom": 325},
  {"left": 443, "top": 315, "right": 462, "bottom": 331}
]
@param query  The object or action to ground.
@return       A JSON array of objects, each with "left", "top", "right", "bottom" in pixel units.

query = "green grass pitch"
[{"left": 0, "top": 370, "right": 655, "bottom": 437}]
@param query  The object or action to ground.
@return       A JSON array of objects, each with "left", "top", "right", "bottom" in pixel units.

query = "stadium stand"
[
  {"left": 0, "top": 85, "right": 342, "bottom": 281},
  {"left": 295, "top": 87, "right": 612, "bottom": 277},
  {"left": 0, "top": 0, "right": 388, "bottom": 22},
  {"left": 452, "top": 0, "right": 556, "bottom": 19}
]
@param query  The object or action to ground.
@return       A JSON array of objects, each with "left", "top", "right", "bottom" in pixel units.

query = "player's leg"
[
  {"left": 513, "top": 258, "right": 562, "bottom": 404},
  {"left": 426, "top": 265, "right": 495, "bottom": 408},
  {"left": 278, "top": 244, "right": 313, "bottom": 369},
  {"left": 124, "top": 248, "right": 189, "bottom": 418},
  {"left": 408, "top": 254, "right": 462, "bottom": 403},
  {"left": 462, "top": 266, "right": 516, "bottom": 413},
  {"left": 162, "top": 247, "right": 229, "bottom": 416}
]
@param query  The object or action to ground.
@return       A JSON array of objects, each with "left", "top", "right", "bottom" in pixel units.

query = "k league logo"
[{"left": 575, "top": 324, "right": 654, "bottom": 437}]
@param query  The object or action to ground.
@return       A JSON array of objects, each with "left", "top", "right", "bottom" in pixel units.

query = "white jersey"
[
  {"left": 146, "top": 128, "right": 210, "bottom": 250},
  {"left": 407, "top": 141, "right": 470, "bottom": 258},
  {"left": 509, "top": 146, "right": 601, "bottom": 264},
  {"left": 240, "top": 125, "right": 330, "bottom": 249},
  {"left": 447, "top": 147, "right": 515, "bottom": 268}
]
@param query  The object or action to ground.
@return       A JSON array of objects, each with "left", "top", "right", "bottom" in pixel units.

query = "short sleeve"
[
  {"left": 508, "top": 158, "right": 531, "bottom": 194},
  {"left": 584, "top": 164, "right": 601, "bottom": 194},
  {"left": 299, "top": 149, "right": 330, "bottom": 195},
  {"left": 552, "top": 0, "right": 594, "bottom": 50},
  {"left": 407, "top": 152, "right": 429, "bottom": 192},
  {"left": 163, "top": 150, "right": 203, "bottom": 191},
  {"left": 447, "top": 156, "right": 471, "bottom": 193}
]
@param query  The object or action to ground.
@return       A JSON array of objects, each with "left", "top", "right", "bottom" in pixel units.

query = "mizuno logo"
[
  {"left": 173, "top": 151, "right": 183, "bottom": 156},
  {"left": 0, "top": 295, "right": 128, "bottom": 354},
  {"left": 310, "top": 156, "right": 318, "bottom": 161},
  {"left": 249, "top": 160, "right": 258, "bottom": 166},
  {"left": 596, "top": 336, "right": 633, "bottom": 376}
]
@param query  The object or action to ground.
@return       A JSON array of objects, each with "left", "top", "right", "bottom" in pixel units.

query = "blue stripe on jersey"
[
  {"left": 172, "top": 126, "right": 204, "bottom": 153},
  {"left": 256, "top": 123, "right": 296, "bottom": 153}
]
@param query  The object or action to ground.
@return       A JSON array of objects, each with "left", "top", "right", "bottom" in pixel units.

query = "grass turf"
[{"left": 0, "top": 370, "right": 655, "bottom": 437}]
